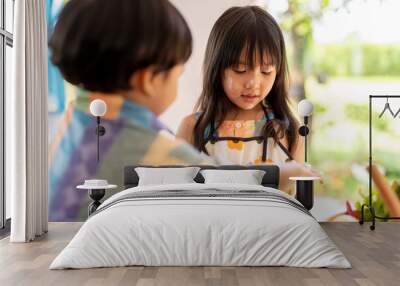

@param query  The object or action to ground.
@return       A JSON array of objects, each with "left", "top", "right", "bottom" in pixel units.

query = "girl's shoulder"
[
  {"left": 180, "top": 112, "right": 199, "bottom": 127},
  {"left": 176, "top": 113, "right": 200, "bottom": 143},
  {"left": 191, "top": 111, "right": 211, "bottom": 139},
  {"left": 178, "top": 113, "right": 198, "bottom": 133}
]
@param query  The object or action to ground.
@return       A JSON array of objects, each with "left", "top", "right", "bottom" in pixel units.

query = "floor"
[{"left": 0, "top": 222, "right": 399, "bottom": 286}]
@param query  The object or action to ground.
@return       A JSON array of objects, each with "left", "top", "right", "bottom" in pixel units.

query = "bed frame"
[{"left": 124, "top": 165, "right": 280, "bottom": 189}]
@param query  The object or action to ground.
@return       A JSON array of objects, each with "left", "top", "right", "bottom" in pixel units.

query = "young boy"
[{"left": 48, "top": 0, "right": 214, "bottom": 221}]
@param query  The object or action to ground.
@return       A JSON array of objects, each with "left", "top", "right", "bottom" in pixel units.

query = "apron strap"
[
  {"left": 260, "top": 103, "right": 294, "bottom": 162},
  {"left": 205, "top": 105, "right": 292, "bottom": 162},
  {"left": 262, "top": 137, "right": 268, "bottom": 162},
  {"left": 277, "top": 142, "right": 293, "bottom": 161}
]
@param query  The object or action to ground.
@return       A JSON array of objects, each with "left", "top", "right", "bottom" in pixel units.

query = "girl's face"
[{"left": 222, "top": 50, "right": 276, "bottom": 111}]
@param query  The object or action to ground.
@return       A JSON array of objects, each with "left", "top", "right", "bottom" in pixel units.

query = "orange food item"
[{"left": 367, "top": 163, "right": 400, "bottom": 217}]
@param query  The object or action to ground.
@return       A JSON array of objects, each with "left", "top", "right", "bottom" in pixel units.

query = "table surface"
[{"left": 289, "top": 176, "right": 321, "bottom": 180}]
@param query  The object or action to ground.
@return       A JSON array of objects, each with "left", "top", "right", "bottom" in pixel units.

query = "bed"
[{"left": 50, "top": 165, "right": 351, "bottom": 269}]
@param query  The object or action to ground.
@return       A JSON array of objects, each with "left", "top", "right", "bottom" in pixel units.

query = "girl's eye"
[
  {"left": 262, "top": 70, "right": 273, "bottom": 75},
  {"left": 233, "top": 69, "right": 246, "bottom": 74}
]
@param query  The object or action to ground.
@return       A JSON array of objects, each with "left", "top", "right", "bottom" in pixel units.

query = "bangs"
[{"left": 219, "top": 8, "right": 283, "bottom": 71}]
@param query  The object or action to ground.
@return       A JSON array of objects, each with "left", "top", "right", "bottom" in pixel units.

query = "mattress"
[{"left": 50, "top": 183, "right": 351, "bottom": 269}]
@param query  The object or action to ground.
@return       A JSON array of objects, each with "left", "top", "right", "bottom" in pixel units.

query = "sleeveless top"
[{"left": 199, "top": 105, "right": 293, "bottom": 165}]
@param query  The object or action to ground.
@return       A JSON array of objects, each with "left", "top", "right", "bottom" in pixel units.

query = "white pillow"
[
  {"left": 135, "top": 167, "right": 200, "bottom": 186},
  {"left": 200, "top": 169, "right": 266, "bottom": 185}
]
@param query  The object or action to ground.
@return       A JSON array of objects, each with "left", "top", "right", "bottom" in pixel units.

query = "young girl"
[
  {"left": 177, "top": 6, "right": 319, "bottom": 190},
  {"left": 48, "top": 0, "right": 214, "bottom": 221}
]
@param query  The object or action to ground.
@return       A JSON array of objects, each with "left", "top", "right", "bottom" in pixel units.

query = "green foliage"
[
  {"left": 279, "top": 0, "right": 332, "bottom": 71},
  {"left": 355, "top": 181, "right": 400, "bottom": 221},
  {"left": 313, "top": 102, "right": 327, "bottom": 114},
  {"left": 314, "top": 45, "right": 353, "bottom": 76},
  {"left": 314, "top": 44, "right": 400, "bottom": 77},
  {"left": 344, "top": 103, "right": 390, "bottom": 131},
  {"left": 362, "top": 45, "right": 400, "bottom": 76},
  {"left": 344, "top": 103, "right": 368, "bottom": 123},
  {"left": 374, "top": 150, "right": 400, "bottom": 178}
]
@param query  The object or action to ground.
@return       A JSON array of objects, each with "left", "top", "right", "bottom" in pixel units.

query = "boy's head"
[{"left": 49, "top": 0, "right": 192, "bottom": 115}]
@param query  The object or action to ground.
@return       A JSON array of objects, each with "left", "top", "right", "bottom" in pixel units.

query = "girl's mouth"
[{"left": 241, "top": 94, "right": 259, "bottom": 102}]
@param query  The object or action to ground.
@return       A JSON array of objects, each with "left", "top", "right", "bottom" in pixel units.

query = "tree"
[{"left": 266, "top": 0, "right": 354, "bottom": 100}]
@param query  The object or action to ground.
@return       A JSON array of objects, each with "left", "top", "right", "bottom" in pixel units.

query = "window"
[{"left": 1, "top": 0, "right": 14, "bottom": 231}]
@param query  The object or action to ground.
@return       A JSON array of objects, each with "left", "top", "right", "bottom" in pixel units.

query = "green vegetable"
[{"left": 355, "top": 180, "right": 400, "bottom": 221}]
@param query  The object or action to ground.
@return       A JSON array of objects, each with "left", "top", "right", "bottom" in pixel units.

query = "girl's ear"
[{"left": 129, "top": 67, "right": 157, "bottom": 97}]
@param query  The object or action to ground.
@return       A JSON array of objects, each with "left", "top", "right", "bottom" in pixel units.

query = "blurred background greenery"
[{"left": 266, "top": 0, "right": 400, "bottom": 220}]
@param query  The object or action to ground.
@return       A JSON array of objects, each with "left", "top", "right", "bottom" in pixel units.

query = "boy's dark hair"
[
  {"left": 49, "top": 0, "right": 192, "bottom": 93},
  {"left": 194, "top": 6, "right": 299, "bottom": 155}
]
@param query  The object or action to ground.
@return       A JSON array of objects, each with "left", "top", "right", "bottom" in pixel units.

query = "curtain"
[{"left": 8, "top": 0, "right": 48, "bottom": 242}]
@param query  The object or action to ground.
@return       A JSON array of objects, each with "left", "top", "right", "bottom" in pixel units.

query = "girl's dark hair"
[
  {"left": 194, "top": 6, "right": 299, "bottom": 156},
  {"left": 49, "top": 0, "right": 192, "bottom": 93}
]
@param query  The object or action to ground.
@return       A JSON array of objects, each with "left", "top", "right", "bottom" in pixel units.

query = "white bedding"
[{"left": 50, "top": 183, "right": 351, "bottom": 269}]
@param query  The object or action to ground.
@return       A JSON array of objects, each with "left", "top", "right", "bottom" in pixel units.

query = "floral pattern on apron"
[{"left": 204, "top": 105, "right": 292, "bottom": 165}]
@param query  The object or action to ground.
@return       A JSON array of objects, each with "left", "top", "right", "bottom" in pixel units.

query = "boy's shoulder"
[
  {"left": 142, "top": 129, "right": 215, "bottom": 165},
  {"left": 121, "top": 121, "right": 214, "bottom": 165},
  {"left": 153, "top": 130, "right": 214, "bottom": 164}
]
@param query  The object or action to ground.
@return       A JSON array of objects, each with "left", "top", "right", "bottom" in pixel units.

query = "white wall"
[{"left": 161, "top": 0, "right": 262, "bottom": 132}]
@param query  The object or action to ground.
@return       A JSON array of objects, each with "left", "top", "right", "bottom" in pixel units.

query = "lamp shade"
[
  {"left": 298, "top": 99, "right": 314, "bottom": 117},
  {"left": 89, "top": 99, "right": 107, "bottom": 117}
]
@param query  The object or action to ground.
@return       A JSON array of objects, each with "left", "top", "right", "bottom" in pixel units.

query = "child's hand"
[
  {"left": 300, "top": 163, "right": 322, "bottom": 179},
  {"left": 278, "top": 161, "right": 323, "bottom": 191}
]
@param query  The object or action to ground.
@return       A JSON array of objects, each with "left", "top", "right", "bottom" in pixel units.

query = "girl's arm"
[
  {"left": 276, "top": 124, "right": 304, "bottom": 163},
  {"left": 278, "top": 160, "right": 320, "bottom": 191},
  {"left": 278, "top": 131, "right": 320, "bottom": 192},
  {"left": 290, "top": 135, "right": 305, "bottom": 163},
  {"left": 176, "top": 114, "right": 197, "bottom": 146}
]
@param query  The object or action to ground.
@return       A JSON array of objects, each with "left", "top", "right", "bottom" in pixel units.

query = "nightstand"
[{"left": 77, "top": 180, "right": 117, "bottom": 216}]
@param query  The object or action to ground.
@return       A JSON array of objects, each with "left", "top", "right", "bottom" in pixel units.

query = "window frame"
[{"left": 0, "top": 0, "right": 14, "bottom": 231}]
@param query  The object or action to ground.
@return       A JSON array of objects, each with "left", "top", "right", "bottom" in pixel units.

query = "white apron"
[{"left": 204, "top": 106, "right": 292, "bottom": 165}]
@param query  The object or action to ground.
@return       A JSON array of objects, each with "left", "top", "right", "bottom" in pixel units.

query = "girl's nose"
[
  {"left": 244, "top": 69, "right": 262, "bottom": 89},
  {"left": 245, "top": 77, "right": 260, "bottom": 89}
]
